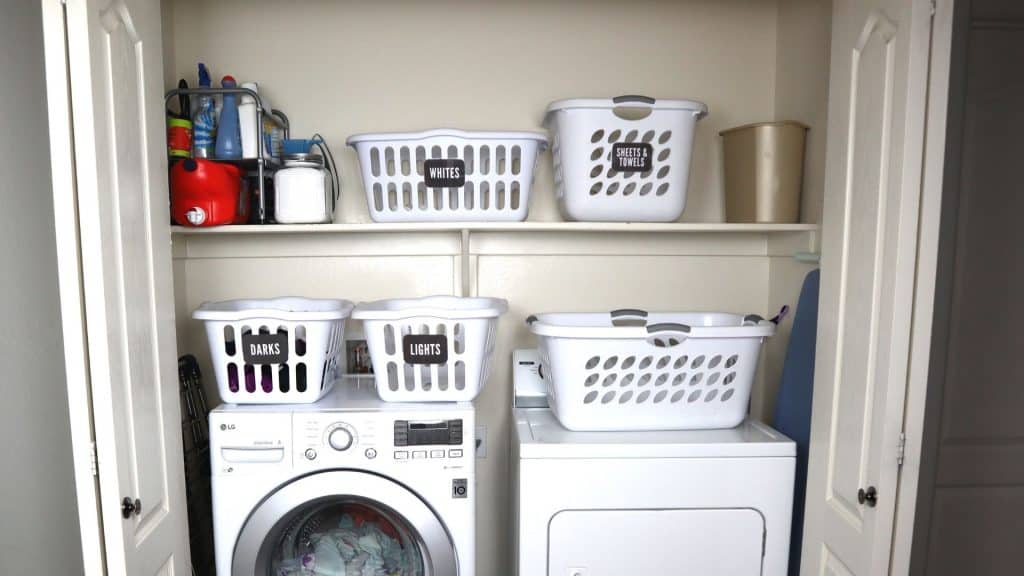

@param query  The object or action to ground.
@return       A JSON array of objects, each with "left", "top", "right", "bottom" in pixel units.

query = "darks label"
[
  {"left": 611, "top": 143, "right": 653, "bottom": 172},
  {"left": 423, "top": 159, "right": 466, "bottom": 188},
  {"left": 242, "top": 332, "right": 289, "bottom": 364},
  {"left": 403, "top": 334, "right": 448, "bottom": 365}
]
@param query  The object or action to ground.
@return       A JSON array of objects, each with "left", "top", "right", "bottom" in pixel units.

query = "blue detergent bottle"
[{"left": 215, "top": 75, "right": 242, "bottom": 159}]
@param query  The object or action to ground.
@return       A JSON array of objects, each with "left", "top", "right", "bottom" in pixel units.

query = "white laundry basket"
[
  {"left": 353, "top": 296, "right": 508, "bottom": 402},
  {"left": 193, "top": 297, "right": 354, "bottom": 404},
  {"left": 347, "top": 129, "right": 548, "bottom": 222},
  {"left": 545, "top": 96, "right": 708, "bottom": 222},
  {"left": 527, "top": 309, "right": 773, "bottom": 431}
]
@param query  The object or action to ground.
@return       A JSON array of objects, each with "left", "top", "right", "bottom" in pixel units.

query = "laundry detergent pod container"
[
  {"left": 353, "top": 296, "right": 508, "bottom": 402},
  {"left": 527, "top": 309, "right": 773, "bottom": 431},
  {"left": 544, "top": 96, "right": 707, "bottom": 222},
  {"left": 193, "top": 297, "right": 354, "bottom": 404}
]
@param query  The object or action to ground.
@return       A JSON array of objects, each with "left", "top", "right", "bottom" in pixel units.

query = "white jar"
[{"left": 274, "top": 154, "right": 333, "bottom": 224}]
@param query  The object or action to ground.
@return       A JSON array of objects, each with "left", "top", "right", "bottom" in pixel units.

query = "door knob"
[
  {"left": 858, "top": 486, "right": 878, "bottom": 507},
  {"left": 121, "top": 497, "right": 142, "bottom": 519}
]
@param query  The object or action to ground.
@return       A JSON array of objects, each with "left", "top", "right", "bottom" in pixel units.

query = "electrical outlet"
[{"left": 475, "top": 425, "right": 487, "bottom": 458}]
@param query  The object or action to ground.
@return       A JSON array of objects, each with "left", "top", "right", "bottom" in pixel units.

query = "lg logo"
[{"left": 220, "top": 423, "right": 236, "bottom": 431}]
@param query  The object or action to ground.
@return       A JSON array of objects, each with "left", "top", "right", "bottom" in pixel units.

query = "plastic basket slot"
[
  {"left": 454, "top": 360, "right": 466, "bottom": 391},
  {"left": 415, "top": 146, "right": 426, "bottom": 176},
  {"left": 496, "top": 182, "right": 506, "bottom": 210},
  {"left": 480, "top": 181, "right": 491, "bottom": 210},
  {"left": 671, "top": 389, "right": 686, "bottom": 403},
  {"left": 511, "top": 181, "right": 521, "bottom": 210},
  {"left": 387, "top": 362, "right": 399, "bottom": 392},
  {"left": 658, "top": 130, "right": 672, "bottom": 144},
  {"left": 296, "top": 363, "right": 307, "bottom": 392},
  {"left": 223, "top": 325, "right": 236, "bottom": 356},
  {"left": 463, "top": 145, "right": 475, "bottom": 175},
  {"left": 370, "top": 147, "right": 381, "bottom": 177},
  {"left": 464, "top": 182, "right": 475, "bottom": 210},
  {"left": 590, "top": 129, "right": 604, "bottom": 143},
  {"left": 480, "top": 145, "right": 491, "bottom": 175},
  {"left": 636, "top": 390, "right": 651, "bottom": 404},
  {"left": 642, "top": 130, "right": 656, "bottom": 143},
  {"left": 721, "top": 389, "right": 735, "bottom": 402},
  {"left": 372, "top": 183, "right": 384, "bottom": 212},
  {"left": 403, "top": 362, "right": 415, "bottom": 391},
  {"left": 385, "top": 147, "right": 396, "bottom": 176},
  {"left": 653, "top": 390, "right": 668, "bottom": 403},
  {"left": 227, "top": 363, "right": 239, "bottom": 393},
  {"left": 400, "top": 146, "right": 411, "bottom": 176}
]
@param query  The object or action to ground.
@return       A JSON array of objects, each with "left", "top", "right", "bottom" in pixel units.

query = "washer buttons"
[
  {"left": 430, "top": 449, "right": 445, "bottom": 458},
  {"left": 394, "top": 451, "right": 409, "bottom": 460},
  {"left": 412, "top": 450, "right": 427, "bottom": 459},
  {"left": 364, "top": 448, "right": 377, "bottom": 459},
  {"left": 449, "top": 449, "right": 463, "bottom": 458},
  {"left": 304, "top": 448, "right": 317, "bottom": 460}
]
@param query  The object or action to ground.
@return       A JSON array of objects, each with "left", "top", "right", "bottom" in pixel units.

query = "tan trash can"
[{"left": 721, "top": 121, "right": 808, "bottom": 223}]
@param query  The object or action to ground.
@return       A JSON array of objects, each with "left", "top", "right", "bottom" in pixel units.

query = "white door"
[
  {"left": 802, "top": 0, "right": 937, "bottom": 574},
  {"left": 57, "top": 0, "right": 190, "bottom": 573}
]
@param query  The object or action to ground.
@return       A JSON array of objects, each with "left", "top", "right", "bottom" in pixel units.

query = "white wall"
[{"left": 0, "top": 1, "right": 84, "bottom": 575}]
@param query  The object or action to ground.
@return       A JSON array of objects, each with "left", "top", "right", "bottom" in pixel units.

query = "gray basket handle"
[
  {"left": 612, "top": 95, "right": 656, "bottom": 105},
  {"left": 611, "top": 308, "right": 648, "bottom": 327},
  {"left": 742, "top": 314, "right": 765, "bottom": 326},
  {"left": 645, "top": 322, "right": 690, "bottom": 348}
]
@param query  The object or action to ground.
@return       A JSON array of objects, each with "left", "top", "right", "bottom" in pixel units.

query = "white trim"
[
  {"left": 40, "top": 0, "right": 105, "bottom": 573},
  {"left": 890, "top": 0, "right": 955, "bottom": 572}
]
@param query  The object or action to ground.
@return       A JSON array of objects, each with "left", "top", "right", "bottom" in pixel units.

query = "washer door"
[{"left": 232, "top": 470, "right": 457, "bottom": 575}]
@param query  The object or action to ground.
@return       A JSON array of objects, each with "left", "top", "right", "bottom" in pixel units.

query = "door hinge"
[
  {"left": 88, "top": 441, "right": 98, "bottom": 477},
  {"left": 896, "top": 432, "right": 906, "bottom": 466},
  {"left": 930, "top": 0, "right": 937, "bottom": 17}
]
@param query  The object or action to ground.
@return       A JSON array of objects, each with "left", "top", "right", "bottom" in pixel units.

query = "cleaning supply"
[
  {"left": 215, "top": 75, "right": 242, "bottom": 159},
  {"left": 167, "top": 79, "right": 192, "bottom": 158},
  {"left": 192, "top": 63, "right": 216, "bottom": 158},
  {"left": 238, "top": 81, "right": 261, "bottom": 159},
  {"left": 170, "top": 158, "right": 248, "bottom": 226}
]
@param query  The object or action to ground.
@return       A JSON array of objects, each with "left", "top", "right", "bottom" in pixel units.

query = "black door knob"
[
  {"left": 121, "top": 497, "right": 142, "bottom": 519},
  {"left": 858, "top": 486, "right": 878, "bottom": 507}
]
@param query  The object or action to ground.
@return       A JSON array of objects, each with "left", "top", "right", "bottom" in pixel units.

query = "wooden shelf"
[{"left": 171, "top": 222, "right": 820, "bottom": 235}]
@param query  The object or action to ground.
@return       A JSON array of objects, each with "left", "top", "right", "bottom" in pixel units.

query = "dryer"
[
  {"left": 210, "top": 380, "right": 474, "bottom": 575},
  {"left": 511, "top": 350, "right": 796, "bottom": 575}
]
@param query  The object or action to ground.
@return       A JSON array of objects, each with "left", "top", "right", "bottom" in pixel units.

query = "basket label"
[
  {"left": 403, "top": 334, "right": 448, "bottom": 365},
  {"left": 423, "top": 159, "right": 466, "bottom": 188},
  {"left": 242, "top": 332, "right": 289, "bottom": 365},
  {"left": 611, "top": 142, "right": 653, "bottom": 172}
]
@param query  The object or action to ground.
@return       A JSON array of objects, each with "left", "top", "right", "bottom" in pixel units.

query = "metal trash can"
[{"left": 721, "top": 121, "right": 808, "bottom": 223}]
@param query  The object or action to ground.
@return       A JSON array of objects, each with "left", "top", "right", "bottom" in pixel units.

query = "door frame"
[
  {"left": 40, "top": 0, "right": 106, "bottom": 574},
  {"left": 888, "top": 0, "right": 956, "bottom": 573}
]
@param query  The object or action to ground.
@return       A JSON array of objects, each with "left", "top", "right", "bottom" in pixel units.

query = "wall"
[
  {"left": 166, "top": 0, "right": 782, "bottom": 224},
  {"left": 0, "top": 1, "right": 84, "bottom": 574},
  {"left": 775, "top": 0, "right": 833, "bottom": 224},
  {"left": 164, "top": 1, "right": 830, "bottom": 574}
]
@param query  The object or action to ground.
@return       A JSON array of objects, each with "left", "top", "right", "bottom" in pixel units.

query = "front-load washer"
[
  {"left": 210, "top": 379, "right": 474, "bottom": 575},
  {"left": 511, "top": 349, "right": 796, "bottom": 575}
]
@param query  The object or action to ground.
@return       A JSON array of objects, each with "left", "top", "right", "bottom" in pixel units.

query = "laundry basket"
[
  {"left": 352, "top": 296, "right": 508, "bottom": 402},
  {"left": 527, "top": 309, "right": 774, "bottom": 431},
  {"left": 347, "top": 129, "right": 548, "bottom": 222},
  {"left": 193, "top": 297, "right": 354, "bottom": 404},
  {"left": 545, "top": 96, "right": 707, "bottom": 222}
]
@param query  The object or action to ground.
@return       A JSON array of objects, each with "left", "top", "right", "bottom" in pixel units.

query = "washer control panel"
[{"left": 295, "top": 416, "right": 377, "bottom": 465}]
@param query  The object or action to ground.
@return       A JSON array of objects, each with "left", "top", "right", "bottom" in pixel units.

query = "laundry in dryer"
[{"left": 274, "top": 510, "right": 421, "bottom": 575}]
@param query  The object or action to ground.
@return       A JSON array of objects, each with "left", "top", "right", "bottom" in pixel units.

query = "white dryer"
[
  {"left": 210, "top": 380, "right": 474, "bottom": 575},
  {"left": 511, "top": 350, "right": 796, "bottom": 575}
]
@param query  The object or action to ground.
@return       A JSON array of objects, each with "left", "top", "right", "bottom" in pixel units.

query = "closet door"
[
  {"left": 801, "top": 0, "right": 942, "bottom": 574},
  {"left": 59, "top": 0, "right": 189, "bottom": 573}
]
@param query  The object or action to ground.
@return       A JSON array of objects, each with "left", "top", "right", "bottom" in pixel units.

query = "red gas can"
[{"left": 170, "top": 159, "right": 249, "bottom": 227}]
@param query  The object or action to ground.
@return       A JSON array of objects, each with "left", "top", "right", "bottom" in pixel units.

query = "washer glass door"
[{"left": 232, "top": 470, "right": 457, "bottom": 576}]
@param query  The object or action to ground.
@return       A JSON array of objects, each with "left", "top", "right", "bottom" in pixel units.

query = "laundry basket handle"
[
  {"left": 742, "top": 314, "right": 765, "bottom": 326},
  {"left": 611, "top": 308, "right": 649, "bottom": 327},
  {"left": 613, "top": 95, "right": 656, "bottom": 105},
  {"left": 645, "top": 322, "right": 691, "bottom": 348},
  {"left": 610, "top": 308, "right": 649, "bottom": 318}
]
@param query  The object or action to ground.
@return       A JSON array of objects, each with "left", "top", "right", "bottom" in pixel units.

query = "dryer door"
[{"left": 232, "top": 470, "right": 457, "bottom": 576}]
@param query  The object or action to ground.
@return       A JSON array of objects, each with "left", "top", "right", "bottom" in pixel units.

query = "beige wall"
[
  {"left": 775, "top": 0, "right": 833, "bottom": 223},
  {"left": 0, "top": 1, "right": 84, "bottom": 574},
  {"left": 164, "top": 1, "right": 830, "bottom": 574}
]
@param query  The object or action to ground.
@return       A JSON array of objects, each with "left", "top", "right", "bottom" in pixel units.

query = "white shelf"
[{"left": 171, "top": 222, "right": 819, "bottom": 235}]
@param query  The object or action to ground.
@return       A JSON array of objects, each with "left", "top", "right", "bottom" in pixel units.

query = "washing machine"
[
  {"left": 210, "top": 379, "right": 474, "bottom": 575},
  {"left": 511, "top": 350, "right": 796, "bottom": 575}
]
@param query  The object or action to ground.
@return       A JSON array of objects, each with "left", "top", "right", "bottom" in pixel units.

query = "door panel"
[
  {"left": 803, "top": 0, "right": 934, "bottom": 574},
  {"left": 548, "top": 508, "right": 765, "bottom": 575},
  {"left": 64, "top": 0, "right": 189, "bottom": 573}
]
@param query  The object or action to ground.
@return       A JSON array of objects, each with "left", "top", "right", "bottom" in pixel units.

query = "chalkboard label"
[
  {"left": 611, "top": 143, "right": 653, "bottom": 172},
  {"left": 423, "top": 159, "right": 466, "bottom": 188},
  {"left": 403, "top": 334, "right": 448, "bottom": 365},
  {"left": 242, "top": 332, "right": 289, "bottom": 364}
]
